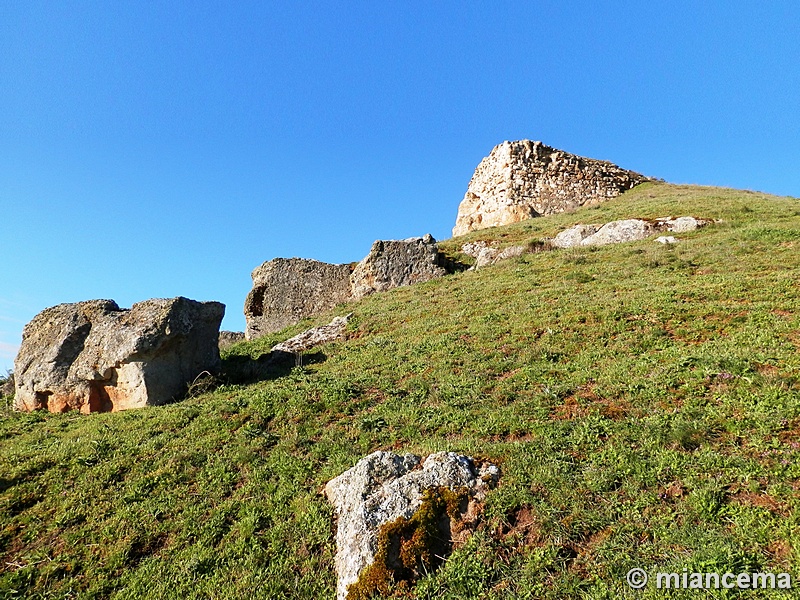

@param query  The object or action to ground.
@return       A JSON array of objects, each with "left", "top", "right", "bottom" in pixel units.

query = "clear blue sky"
[{"left": 2, "top": 2, "right": 799, "bottom": 373}]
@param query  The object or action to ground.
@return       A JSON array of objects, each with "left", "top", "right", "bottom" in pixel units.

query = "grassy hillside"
[{"left": 2, "top": 182, "right": 799, "bottom": 599}]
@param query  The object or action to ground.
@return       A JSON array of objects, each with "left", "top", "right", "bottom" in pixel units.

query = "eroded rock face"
[
  {"left": 453, "top": 140, "right": 648, "bottom": 236},
  {"left": 324, "top": 451, "right": 500, "bottom": 600},
  {"left": 244, "top": 258, "right": 353, "bottom": 339},
  {"left": 350, "top": 234, "right": 447, "bottom": 300},
  {"left": 13, "top": 297, "right": 224, "bottom": 413}
]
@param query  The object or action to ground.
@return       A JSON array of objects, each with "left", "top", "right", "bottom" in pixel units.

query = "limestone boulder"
[
  {"left": 324, "top": 451, "right": 500, "bottom": 600},
  {"left": 460, "top": 241, "right": 501, "bottom": 268},
  {"left": 655, "top": 236, "right": 679, "bottom": 244},
  {"left": 655, "top": 216, "right": 711, "bottom": 233},
  {"left": 244, "top": 258, "right": 353, "bottom": 339},
  {"left": 581, "top": 219, "right": 655, "bottom": 246},
  {"left": 552, "top": 224, "right": 601, "bottom": 248},
  {"left": 271, "top": 314, "right": 350, "bottom": 354},
  {"left": 350, "top": 234, "right": 447, "bottom": 300},
  {"left": 494, "top": 245, "right": 527, "bottom": 262},
  {"left": 552, "top": 216, "right": 711, "bottom": 249},
  {"left": 13, "top": 297, "right": 224, "bottom": 413},
  {"left": 453, "top": 140, "right": 648, "bottom": 236}
]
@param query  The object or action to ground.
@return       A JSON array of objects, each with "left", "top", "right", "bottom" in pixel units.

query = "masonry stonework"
[{"left": 453, "top": 140, "right": 648, "bottom": 236}]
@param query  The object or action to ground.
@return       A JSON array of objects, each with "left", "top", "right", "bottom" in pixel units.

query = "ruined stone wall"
[{"left": 453, "top": 140, "right": 648, "bottom": 236}]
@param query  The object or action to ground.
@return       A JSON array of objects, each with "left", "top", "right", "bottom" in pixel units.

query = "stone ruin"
[
  {"left": 244, "top": 234, "right": 449, "bottom": 339},
  {"left": 452, "top": 140, "right": 649, "bottom": 237},
  {"left": 13, "top": 297, "right": 224, "bottom": 413}
]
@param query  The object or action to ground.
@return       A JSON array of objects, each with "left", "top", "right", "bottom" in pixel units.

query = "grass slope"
[{"left": 2, "top": 183, "right": 799, "bottom": 599}]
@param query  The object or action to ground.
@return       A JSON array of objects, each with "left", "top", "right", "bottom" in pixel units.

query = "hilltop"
[{"left": 1, "top": 182, "right": 799, "bottom": 598}]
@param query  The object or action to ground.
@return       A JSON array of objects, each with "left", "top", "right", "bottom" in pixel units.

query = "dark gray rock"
[
  {"left": 350, "top": 234, "right": 447, "bottom": 300},
  {"left": 244, "top": 258, "right": 353, "bottom": 339}
]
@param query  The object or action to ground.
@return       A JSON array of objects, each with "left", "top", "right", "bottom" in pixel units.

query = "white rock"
[
  {"left": 581, "top": 219, "right": 654, "bottom": 246},
  {"left": 655, "top": 236, "right": 679, "bottom": 244},
  {"left": 270, "top": 314, "right": 350, "bottom": 354},
  {"left": 552, "top": 224, "right": 601, "bottom": 248},
  {"left": 662, "top": 216, "right": 708, "bottom": 233},
  {"left": 324, "top": 451, "right": 499, "bottom": 600}
]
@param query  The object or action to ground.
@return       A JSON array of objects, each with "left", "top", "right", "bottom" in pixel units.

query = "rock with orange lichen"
[{"left": 13, "top": 297, "right": 224, "bottom": 413}]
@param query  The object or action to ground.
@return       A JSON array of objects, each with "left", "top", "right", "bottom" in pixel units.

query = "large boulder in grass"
[
  {"left": 244, "top": 258, "right": 353, "bottom": 339},
  {"left": 13, "top": 297, "right": 224, "bottom": 413},
  {"left": 580, "top": 218, "right": 655, "bottom": 246},
  {"left": 350, "top": 234, "right": 447, "bottom": 300},
  {"left": 324, "top": 451, "right": 500, "bottom": 600},
  {"left": 453, "top": 140, "right": 648, "bottom": 237}
]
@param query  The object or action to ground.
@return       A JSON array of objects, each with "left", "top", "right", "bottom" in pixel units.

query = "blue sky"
[{"left": 2, "top": 2, "right": 799, "bottom": 373}]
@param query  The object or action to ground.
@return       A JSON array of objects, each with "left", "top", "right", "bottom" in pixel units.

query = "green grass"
[{"left": 1, "top": 182, "right": 799, "bottom": 599}]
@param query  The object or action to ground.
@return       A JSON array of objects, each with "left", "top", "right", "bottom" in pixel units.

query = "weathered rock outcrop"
[
  {"left": 552, "top": 216, "right": 710, "bottom": 248},
  {"left": 13, "top": 297, "right": 224, "bottom": 413},
  {"left": 324, "top": 451, "right": 500, "bottom": 600},
  {"left": 244, "top": 259, "right": 353, "bottom": 339},
  {"left": 453, "top": 140, "right": 648, "bottom": 236},
  {"left": 245, "top": 235, "right": 451, "bottom": 339},
  {"left": 350, "top": 234, "right": 447, "bottom": 300}
]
